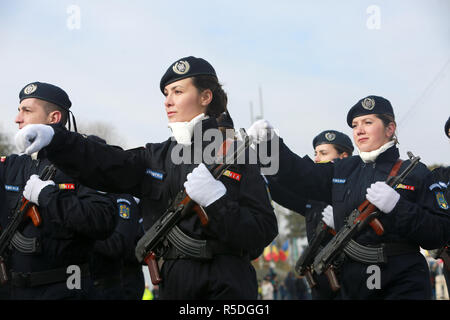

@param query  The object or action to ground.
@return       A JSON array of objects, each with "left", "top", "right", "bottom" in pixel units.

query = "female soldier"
[
  {"left": 247, "top": 95, "right": 450, "bottom": 299},
  {"left": 14, "top": 56, "right": 278, "bottom": 299},
  {"left": 256, "top": 128, "right": 353, "bottom": 299}
]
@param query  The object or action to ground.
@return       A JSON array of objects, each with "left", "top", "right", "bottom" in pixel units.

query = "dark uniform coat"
[
  {"left": 271, "top": 138, "right": 450, "bottom": 299},
  {"left": 0, "top": 152, "right": 116, "bottom": 299},
  {"left": 40, "top": 118, "right": 278, "bottom": 299}
]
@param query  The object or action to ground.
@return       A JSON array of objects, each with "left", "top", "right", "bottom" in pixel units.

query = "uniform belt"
[
  {"left": 344, "top": 240, "right": 419, "bottom": 264},
  {"left": 163, "top": 225, "right": 245, "bottom": 260},
  {"left": 11, "top": 264, "right": 90, "bottom": 288}
]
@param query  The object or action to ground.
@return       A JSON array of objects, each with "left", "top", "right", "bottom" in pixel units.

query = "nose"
[
  {"left": 314, "top": 155, "right": 321, "bottom": 163},
  {"left": 15, "top": 111, "right": 23, "bottom": 125},
  {"left": 164, "top": 93, "right": 173, "bottom": 109}
]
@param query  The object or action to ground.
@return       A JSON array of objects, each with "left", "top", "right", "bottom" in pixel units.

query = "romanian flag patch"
[
  {"left": 395, "top": 184, "right": 415, "bottom": 191},
  {"left": 222, "top": 170, "right": 241, "bottom": 182},
  {"left": 58, "top": 183, "right": 75, "bottom": 190}
]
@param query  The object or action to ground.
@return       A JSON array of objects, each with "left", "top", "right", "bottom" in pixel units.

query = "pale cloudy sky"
[{"left": 1, "top": 0, "right": 449, "bottom": 165}]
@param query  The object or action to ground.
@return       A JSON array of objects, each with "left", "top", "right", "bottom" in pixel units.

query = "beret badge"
[
  {"left": 23, "top": 84, "right": 38, "bottom": 95},
  {"left": 361, "top": 97, "right": 375, "bottom": 110},
  {"left": 172, "top": 60, "right": 190, "bottom": 75},
  {"left": 325, "top": 132, "right": 336, "bottom": 141}
]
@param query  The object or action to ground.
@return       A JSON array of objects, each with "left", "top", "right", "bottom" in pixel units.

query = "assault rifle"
[
  {"left": 312, "top": 152, "right": 420, "bottom": 285},
  {"left": 135, "top": 130, "right": 251, "bottom": 285},
  {"left": 295, "top": 220, "right": 339, "bottom": 290},
  {"left": 0, "top": 164, "right": 57, "bottom": 284}
]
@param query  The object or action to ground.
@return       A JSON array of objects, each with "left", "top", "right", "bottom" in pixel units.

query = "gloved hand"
[
  {"left": 15, "top": 124, "right": 55, "bottom": 155},
  {"left": 246, "top": 119, "right": 275, "bottom": 143},
  {"left": 366, "top": 181, "right": 400, "bottom": 213},
  {"left": 23, "top": 175, "right": 55, "bottom": 206},
  {"left": 184, "top": 163, "right": 227, "bottom": 207},
  {"left": 321, "top": 205, "right": 335, "bottom": 229}
]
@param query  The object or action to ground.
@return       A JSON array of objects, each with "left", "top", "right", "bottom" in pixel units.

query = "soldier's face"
[
  {"left": 352, "top": 114, "right": 395, "bottom": 152},
  {"left": 163, "top": 78, "right": 210, "bottom": 123},
  {"left": 314, "top": 144, "right": 340, "bottom": 163},
  {"left": 15, "top": 98, "right": 51, "bottom": 129}
]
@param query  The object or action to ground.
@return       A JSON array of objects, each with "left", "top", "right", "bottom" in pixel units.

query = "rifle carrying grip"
[{"left": 144, "top": 252, "right": 162, "bottom": 285}]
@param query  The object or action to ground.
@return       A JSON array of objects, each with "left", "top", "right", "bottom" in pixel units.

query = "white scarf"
[
  {"left": 167, "top": 113, "right": 207, "bottom": 146},
  {"left": 358, "top": 140, "right": 396, "bottom": 163}
]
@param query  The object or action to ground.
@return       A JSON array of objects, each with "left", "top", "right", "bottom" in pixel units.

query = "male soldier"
[
  {"left": 0, "top": 82, "right": 116, "bottom": 299},
  {"left": 85, "top": 135, "right": 144, "bottom": 300}
]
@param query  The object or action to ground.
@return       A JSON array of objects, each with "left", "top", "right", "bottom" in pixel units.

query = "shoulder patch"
[
  {"left": 435, "top": 191, "right": 448, "bottom": 210},
  {"left": 5, "top": 185, "right": 19, "bottom": 192},
  {"left": 58, "top": 183, "right": 75, "bottom": 190},
  {"left": 395, "top": 183, "right": 415, "bottom": 191},
  {"left": 146, "top": 169, "right": 165, "bottom": 181},
  {"left": 118, "top": 202, "right": 131, "bottom": 219},
  {"left": 222, "top": 169, "right": 242, "bottom": 182},
  {"left": 1, "top": 156, "right": 6, "bottom": 163}
]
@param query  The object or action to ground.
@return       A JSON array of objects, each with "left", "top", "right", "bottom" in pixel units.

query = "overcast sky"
[{"left": 1, "top": 0, "right": 449, "bottom": 165}]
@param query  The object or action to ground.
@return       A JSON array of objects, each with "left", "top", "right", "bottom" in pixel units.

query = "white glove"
[
  {"left": 184, "top": 163, "right": 226, "bottom": 207},
  {"left": 23, "top": 174, "right": 55, "bottom": 206},
  {"left": 15, "top": 124, "right": 55, "bottom": 155},
  {"left": 321, "top": 205, "right": 335, "bottom": 229},
  {"left": 366, "top": 181, "right": 400, "bottom": 213},
  {"left": 246, "top": 119, "right": 275, "bottom": 143}
]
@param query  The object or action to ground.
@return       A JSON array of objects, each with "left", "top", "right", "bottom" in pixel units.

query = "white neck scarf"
[
  {"left": 358, "top": 140, "right": 396, "bottom": 163},
  {"left": 167, "top": 113, "right": 207, "bottom": 146}
]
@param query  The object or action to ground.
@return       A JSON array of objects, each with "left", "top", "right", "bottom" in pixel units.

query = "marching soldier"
[
  {"left": 0, "top": 82, "right": 116, "bottom": 299},
  {"left": 14, "top": 57, "right": 278, "bottom": 299},
  {"left": 248, "top": 96, "right": 450, "bottom": 299}
]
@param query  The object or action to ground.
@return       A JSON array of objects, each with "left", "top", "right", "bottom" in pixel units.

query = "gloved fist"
[
  {"left": 15, "top": 124, "right": 55, "bottom": 155},
  {"left": 23, "top": 175, "right": 55, "bottom": 206},
  {"left": 366, "top": 181, "right": 400, "bottom": 213},
  {"left": 321, "top": 205, "right": 335, "bottom": 229},
  {"left": 184, "top": 163, "right": 226, "bottom": 207},
  {"left": 246, "top": 119, "right": 275, "bottom": 143}
]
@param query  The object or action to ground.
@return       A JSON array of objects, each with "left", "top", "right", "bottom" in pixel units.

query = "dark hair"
[
  {"left": 333, "top": 144, "right": 353, "bottom": 156},
  {"left": 42, "top": 101, "right": 69, "bottom": 126},
  {"left": 192, "top": 75, "right": 228, "bottom": 118},
  {"left": 375, "top": 113, "right": 398, "bottom": 144}
]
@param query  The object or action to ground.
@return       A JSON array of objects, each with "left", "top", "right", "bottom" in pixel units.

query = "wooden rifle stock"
[{"left": 145, "top": 252, "right": 162, "bottom": 285}]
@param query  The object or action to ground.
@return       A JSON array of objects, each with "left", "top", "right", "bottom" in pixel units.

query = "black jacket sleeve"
[
  {"left": 38, "top": 183, "right": 117, "bottom": 240},
  {"left": 391, "top": 167, "right": 450, "bottom": 249},
  {"left": 264, "top": 137, "right": 334, "bottom": 204},
  {"left": 44, "top": 125, "right": 147, "bottom": 196}
]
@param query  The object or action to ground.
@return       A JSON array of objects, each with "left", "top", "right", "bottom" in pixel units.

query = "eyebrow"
[{"left": 18, "top": 105, "right": 31, "bottom": 111}]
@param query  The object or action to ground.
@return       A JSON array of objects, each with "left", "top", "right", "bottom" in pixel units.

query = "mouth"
[
  {"left": 167, "top": 111, "right": 177, "bottom": 117},
  {"left": 358, "top": 137, "right": 369, "bottom": 144}
]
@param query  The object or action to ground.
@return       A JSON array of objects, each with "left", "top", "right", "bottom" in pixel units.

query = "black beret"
[
  {"left": 313, "top": 130, "right": 354, "bottom": 153},
  {"left": 445, "top": 116, "right": 450, "bottom": 138},
  {"left": 346, "top": 95, "right": 394, "bottom": 127},
  {"left": 19, "top": 81, "right": 72, "bottom": 110},
  {"left": 160, "top": 56, "right": 217, "bottom": 93}
]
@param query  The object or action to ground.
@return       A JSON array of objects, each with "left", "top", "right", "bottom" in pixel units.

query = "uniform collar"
[{"left": 358, "top": 140, "right": 396, "bottom": 163}]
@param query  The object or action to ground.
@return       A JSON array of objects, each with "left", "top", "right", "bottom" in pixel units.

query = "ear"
[
  {"left": 47, "top": 110, "right": 62, "bottom": 124},
  {"left": 200, "top": 89, "right": 213, "bottom": 107},
  {"left": 385, "top": 122, "right": 396, "bottom": 139},
  {"left": 339, "top": 152, "right": 350, "bottom": 159}
]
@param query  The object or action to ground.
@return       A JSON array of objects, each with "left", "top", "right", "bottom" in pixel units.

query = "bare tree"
[
  {"left": 0, "top": 128, "right": 14, "bottom": 155},
  {"left": 77, "top": 121, "right": 126, "bottom": 147}
]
